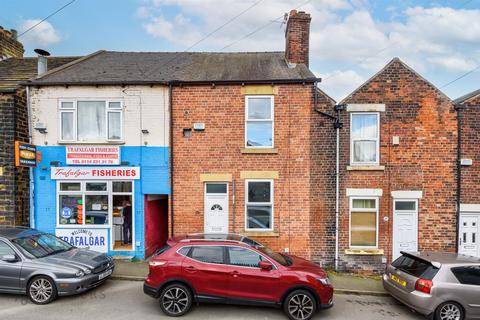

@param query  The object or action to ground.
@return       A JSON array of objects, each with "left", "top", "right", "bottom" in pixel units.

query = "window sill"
[
  {"left": 57, "top": 141, "right": 125, "bottom": 145},
  {"left": 241, "top": 231, "right": 279, "bottom": 237},
  {"left": 240, "top": 148, "right": 278, "bottom": 154},
  {"left": 347, "top": 165, "right": 385, "bottom": 171},
  {"left": 344, "top": 248, "right": 384, "bottom": 255}
]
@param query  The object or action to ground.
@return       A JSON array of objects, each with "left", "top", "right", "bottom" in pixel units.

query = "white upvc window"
[
  {"left": 350, "top": 112, "right": 380, "bottom": 165},
  {"left": 59, "top": 100, "right": 123, "bottom": 143},
  {"left": 245, "top": 96, "right": 274, "bottom": 148},
  {"left": 349, "top": 197, "right": 379, "bottom": 248},
  {"left": 245, "top": 179, "right": 273, "bottom": 231}
]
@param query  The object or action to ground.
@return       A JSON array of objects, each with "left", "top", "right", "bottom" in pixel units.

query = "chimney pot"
[
  {"left": 34, "top": 48, "right": 51, "bottom": 75},
  {"left": 285, "top": 9, "right": 311, "bottom": 67}
]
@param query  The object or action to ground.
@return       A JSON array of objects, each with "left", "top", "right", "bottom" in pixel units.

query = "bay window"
[
  {"left": 245, "top": 96, "right": 274, "bottom": 148},
  {"left": 245, "top": 180, "right": 273, "bottom": 231},
  {"left": 59, "top": 100, "right": 123, "bottom": 142},
  {"left": 350, "top": 197, "right": 378, "bottom": 248},
  {"left": 350, "top": 113, "right": 379, "bottom": 164}
]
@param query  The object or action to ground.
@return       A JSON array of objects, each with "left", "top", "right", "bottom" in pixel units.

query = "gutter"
[
  {"left": 22, "top": 78, "right": 321, "bottom": 87},
  {"left": 454, "top": 103, "right": 464, "bottom": 252}
]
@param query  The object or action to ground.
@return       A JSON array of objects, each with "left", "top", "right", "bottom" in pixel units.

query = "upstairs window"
[
  {"left": 59, "top": 100, "right": 123, "bottom": 142},
  {"left": 350, "top": 113, "right": 379, "bottom": 164},
  {"left": 245, "top": 96, "right": 274, "bottom": 148}
]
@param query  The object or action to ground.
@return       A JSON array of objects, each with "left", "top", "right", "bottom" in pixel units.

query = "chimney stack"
[
  {"left": 285, "top": 10, "right": 311, "bottom": 67},
  {"left": 34, "top": 48, "right": 51, "bottom": 75},
  {"left": 0, "top": 26, "right": 24, "bottom": 60}
]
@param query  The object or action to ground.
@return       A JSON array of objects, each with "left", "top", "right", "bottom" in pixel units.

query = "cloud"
[
  {"left": 18, "top": 19, "right": 61, "bottom": 46},
  {"left": 136, "top": 1, "right": 480, "bottom": 100},
  {"left": 318, "top": 69, "right": 365, "bottom": 102}
]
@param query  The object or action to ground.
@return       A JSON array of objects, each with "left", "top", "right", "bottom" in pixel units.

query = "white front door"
[
  {"left": 393, "top": 200, "right": 418, "bottom": 260},
  {"left": 204, "top": 183, "right": 229, "bottom": 234},
  {"left": 459, "top": 214, "right": 479, "bottom": 257}
]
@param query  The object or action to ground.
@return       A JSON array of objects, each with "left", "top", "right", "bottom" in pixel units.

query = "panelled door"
[
  {"left": 459, "top": 214, "right": 479, "bottom": 258},
  {"left": 393, "top": 200, "right": 418, "bottom": 260},
  {"left": 204, "top": 183, "right": 229, "bottom": 234}
]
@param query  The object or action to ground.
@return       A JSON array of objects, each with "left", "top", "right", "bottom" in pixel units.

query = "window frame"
[
  {"left": 244, "top": 95, "right": 274, "bottom": 149},
  {"left": 350, "top": 112, "right": 380, "bottom": 165},
  {"left": 56, "top": 180, "right": 134, "bottom": 230},
  {"left": 245, "top": 179, "right": 274, "bottom": 232},
  {"left": 58, "top": 99, "right": 124, "bottom": 143},
  {"left": 349, "top": 196, "right": 379, "bottom": 249}
]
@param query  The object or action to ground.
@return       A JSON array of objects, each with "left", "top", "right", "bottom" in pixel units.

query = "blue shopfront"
[{"left": 32, "top": 145, "right": 170, "bottom": 259}]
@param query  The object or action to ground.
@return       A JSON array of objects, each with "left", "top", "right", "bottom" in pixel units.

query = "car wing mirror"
[
  {"left": 1, "top": 254, "right": 18, "bottom": 263},
  {"left": 259, "top": 260, "right": 273, "bottom": 271}
]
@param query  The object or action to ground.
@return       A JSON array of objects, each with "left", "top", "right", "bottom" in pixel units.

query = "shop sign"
[
  {"left": 14, "top": 141, "right": 37, "bottom": 167},
  {"left": 66, "top": 146, "right": 120, "bottom": 165},
  {"left": 51, "top": 167, "right": 140, "bottom": 180},
  {"left": 56, "top": 228, "right": 108, "bottom": 253}
]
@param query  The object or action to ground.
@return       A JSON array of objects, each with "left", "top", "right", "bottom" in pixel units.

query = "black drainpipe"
[
  {"left": 169, "top": 83, "right": 174, "bottom": 236},
  {"left": 454, "top": 103, "right": 463, "bottom": 252}
]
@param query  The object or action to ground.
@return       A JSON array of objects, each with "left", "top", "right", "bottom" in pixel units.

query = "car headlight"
[
  {"left": 317, "top": 277, "right": 331, "bottom": 286},
  {"left": 75, "top": 270, "right": 85, "bottom": 277},
  {"left": 84, "top": 269, "right": 92, "bottom": 275}
]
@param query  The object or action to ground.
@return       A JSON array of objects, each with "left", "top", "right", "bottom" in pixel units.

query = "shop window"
[
  {"left": 350, "top": 113, "right": 379, "bottom": 165},
  {"left": 59, "top": 100, "right": 123, "bottom": 143},
  {"left": 245, "top": 180, "right": 273, "bottom": 231},
  {"left": 245, "top": 96, "right": 274, "bottom": 148},
  {"left": 57, "top": 181, "right": 133, "bottom": 228},
  {"left": 350, "top": 197, "right": 378, "bottom": 248}
]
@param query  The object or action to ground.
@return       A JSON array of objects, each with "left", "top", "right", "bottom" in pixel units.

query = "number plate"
[
  {"left": 98, "top": 269, "right": 112, "bottom": 280},
  {"left": 391, "top": 274, "right": 407, "bottom": 287}
]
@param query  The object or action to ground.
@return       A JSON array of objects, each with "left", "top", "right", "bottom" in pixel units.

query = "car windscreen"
[
  {"left": 392, "top": 254, "right": 439, "bottom": 280},
  {"left": 257, "top": 246, "right": 292, "bottom": 267},
  {"left": 12, "top": 233, "right": 73, "bottom": 259}
]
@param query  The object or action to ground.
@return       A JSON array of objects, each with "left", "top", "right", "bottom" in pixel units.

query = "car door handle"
[
  {"left": 185, "top": 266, "right": 197, "bottom": 273},
  {"left": 230, "top": 270, "right": 240, "bottom": 277}
]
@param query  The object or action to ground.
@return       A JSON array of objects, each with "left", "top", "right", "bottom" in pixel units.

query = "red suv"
[{"left": 144, "top": 234, "right": 333, "bottom": 320}]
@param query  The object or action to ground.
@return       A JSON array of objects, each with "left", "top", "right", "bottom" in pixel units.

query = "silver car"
[
  {"left": 0, "top": 227, "right": 114, "bottom": 304},
  {"left": 383, "top": 251, "right": 480, "bottom": 320}
]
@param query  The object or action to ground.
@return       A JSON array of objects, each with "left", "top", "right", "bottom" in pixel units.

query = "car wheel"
[
  {"left": 27, "top": 276, "right": 58, "bottom": 305},
  {"left": 159, "top": 283, "right": 193, "bottom": 317},
  {"left": 435, "top": 301, "right": 464, "bottom": 320},
  {"left": 283, "top": 290, "right": 317, "bottom": 320}
]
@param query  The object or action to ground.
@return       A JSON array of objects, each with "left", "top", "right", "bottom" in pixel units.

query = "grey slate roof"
[
  {"left": 28, "top": 51, "right": 317, "bottom": 85},
  {"left": 0, "top": 56, "right": 79, "bottom": 91},
  {"left": 454, "top": 89, "right": 480, "bottom": 104}
]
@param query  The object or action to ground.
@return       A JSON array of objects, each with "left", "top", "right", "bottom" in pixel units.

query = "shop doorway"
[
  {"left": 459, "top": 214, "right": 479, "bottom": 258},
  {"left": 204, "top": 183, "right": 229, "bottom": 234},
  {"left": 144, "top": 195, "right": 168, "bottom": 257},
  {"left": 112, "top": 181, "right": 134, "bottom": 251}
]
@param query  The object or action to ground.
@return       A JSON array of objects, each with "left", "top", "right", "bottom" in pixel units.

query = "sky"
[{"left": 2, "top": 0, "right": 480, "bottom": 101}]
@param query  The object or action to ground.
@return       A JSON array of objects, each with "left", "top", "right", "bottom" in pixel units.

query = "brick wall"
[
  {"left": 0, "top": 27, "right": 24, "bottom": 60},
  {"left": 171, "top": 83, "right": 327, "bottom": 259},
  {"left": 0, "top": 88, "right": 30, "bottom": 226},
  {"left": 459, "top": 94, "right": 480, "bottom": 204},
  {"left": 335, "top": 59, "right": 457, "bottom": 273}
]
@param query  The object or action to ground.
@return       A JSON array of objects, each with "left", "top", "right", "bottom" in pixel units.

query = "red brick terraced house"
[
  {"left": 455, "top": 89, "right": 480, "bottom": 259},
  {"left": 171, "top": 10, "right": 336, "bottom": 259},
  {"left": 315, "top": 58, "right": 458, "bottom": 273}
]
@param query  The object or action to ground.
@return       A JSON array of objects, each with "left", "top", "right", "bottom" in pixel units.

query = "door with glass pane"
[
  {"left": 459, "top": 215, "right": 479, "bottom": 258},
  {"left": 204, "top": 183, "right": 228, "bottom": 234},
  {"left": 393, "top": 200, "right": 418, "bottom": 260}
]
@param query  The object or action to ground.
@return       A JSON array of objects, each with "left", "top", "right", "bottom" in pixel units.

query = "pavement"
[
  {"left": 111, "top": 259, "right": 389, "bottom": 296},
  {"left": 0, "top": 280, "right": 421, "bottom": 320}
]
